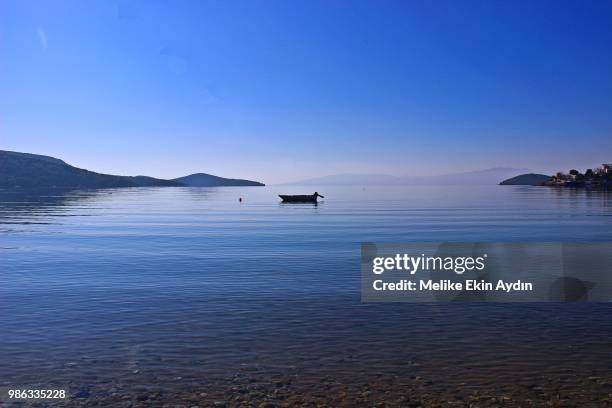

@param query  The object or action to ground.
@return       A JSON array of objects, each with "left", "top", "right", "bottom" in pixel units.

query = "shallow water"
[{"left": 1, "top": 185, "right": 612, "bottom": 405}]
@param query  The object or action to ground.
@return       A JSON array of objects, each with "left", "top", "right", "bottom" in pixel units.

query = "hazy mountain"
[
  {"left": 172, "top": 173, "right": 264, "bottom": 187},
  {"left": 499, "top": 173, "right": 551, "bottom": 186},
  {"left": 286, "top": 168, "right": 529, "bottom": 186}
]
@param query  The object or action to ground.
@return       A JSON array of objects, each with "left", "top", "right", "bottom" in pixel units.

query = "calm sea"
[{"left": 1, "top": 185, "right": 612, "bottom": 403}]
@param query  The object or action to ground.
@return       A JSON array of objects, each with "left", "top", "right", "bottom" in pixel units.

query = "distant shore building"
[{"left": 603, "top": 164, "right": 612, "bottom": 174}]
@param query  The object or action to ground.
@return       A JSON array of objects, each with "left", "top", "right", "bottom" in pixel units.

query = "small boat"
[{"left": 279, "top": 192, "right": 324, "bottom": 203}]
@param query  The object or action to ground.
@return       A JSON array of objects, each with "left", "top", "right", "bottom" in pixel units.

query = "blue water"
[{"left": 1, "top": 185, "right": 612, "bottom": 401}]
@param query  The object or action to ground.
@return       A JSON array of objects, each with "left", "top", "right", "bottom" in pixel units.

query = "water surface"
[{"left": 1, "top": 185, "right": 612, "bottom": 406}]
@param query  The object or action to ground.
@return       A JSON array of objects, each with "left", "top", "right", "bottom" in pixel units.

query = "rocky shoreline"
[{"left": 28, "top": 367, "right": 612, "bottom": 407}]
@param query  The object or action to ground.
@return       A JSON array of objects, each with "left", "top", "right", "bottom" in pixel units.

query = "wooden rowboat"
[{"left": 279, "top": 192, "right": 324, "bottom": 203}]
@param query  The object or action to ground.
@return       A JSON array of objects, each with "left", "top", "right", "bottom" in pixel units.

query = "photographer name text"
[{"left": 373, "top": 279, "right": 533, "bottom": 292}]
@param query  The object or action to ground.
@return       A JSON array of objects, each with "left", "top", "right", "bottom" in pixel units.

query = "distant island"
[
  {"left": 0, "top": 150, "right": 264, "bottom": 189},
  {"left": 500, "top": 164, "right": 611, "bottom": 188},
  {"left": 172, "top": 173, "right": 263, "bottom": 187},
  {"left": 499, "top": 173, "right": 552, "bottom": 186}
]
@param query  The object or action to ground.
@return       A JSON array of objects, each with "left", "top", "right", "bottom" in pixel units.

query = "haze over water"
[{"left": 2, "top": 185, "right": 612, "bottom": 404}]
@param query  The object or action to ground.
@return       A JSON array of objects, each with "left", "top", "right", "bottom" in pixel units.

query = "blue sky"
[{"left": 1, "top": 0, "right": 611, "bottom": 183}]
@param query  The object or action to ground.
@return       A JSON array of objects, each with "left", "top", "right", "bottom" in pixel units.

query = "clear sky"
[{"left": 1, "top": 0, "right": 611, "bottom": 184}]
